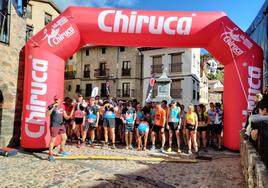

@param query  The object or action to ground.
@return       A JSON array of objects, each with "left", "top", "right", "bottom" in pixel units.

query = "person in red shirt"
[
  {"left": 150, "top": 102, "right": 166, "bottom": 152},
  {"left": 63, "top": 97, "right": 74, "bottom": 142}
]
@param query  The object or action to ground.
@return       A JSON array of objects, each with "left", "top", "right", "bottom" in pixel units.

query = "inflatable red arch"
[{"left": 21, "top": 7, "right": 263, "bottom": 150}]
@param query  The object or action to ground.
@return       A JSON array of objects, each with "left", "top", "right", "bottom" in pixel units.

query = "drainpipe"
[{"left": 138, "top": 48, "right": 144, "bottom": 103}]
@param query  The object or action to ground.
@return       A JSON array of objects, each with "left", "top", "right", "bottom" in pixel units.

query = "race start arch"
[{"left": 21, "top": 7, "right": 263, "bottom": 150}]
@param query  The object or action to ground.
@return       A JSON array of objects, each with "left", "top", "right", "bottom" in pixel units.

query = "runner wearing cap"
[{"left": 46, "top": 95, "right": 70, "bottom": 161}]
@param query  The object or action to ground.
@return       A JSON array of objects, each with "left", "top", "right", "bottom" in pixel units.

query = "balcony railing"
[
  {"left": 94, "top": 69, "right": 109, "bottom": 78},
  {"left": 83, "top": 71, "right": 90, "bottom": 78},
  {"left": 151, "top": 64, "right": 163, "bottom": 74},
  {"left": 170, "top": 63, "right": 183, "bottom": 73},
  {"left": 171, "top": 89, "right": 183, "bottom": 99},
  {"left": 65, "top": 71, "right": 76, "bottom": 79},
  {"left": 122, "top": 69, "right": 131, "bottom": 76}
]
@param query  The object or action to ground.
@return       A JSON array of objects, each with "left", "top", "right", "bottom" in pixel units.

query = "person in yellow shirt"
[{"left": 184, "top": 103, "right": 198, "bottom": 155}]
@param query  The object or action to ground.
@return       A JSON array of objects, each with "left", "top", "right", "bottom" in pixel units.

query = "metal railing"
[
  {"left": 83, "top": 71, "right": 90, "bottom": 78},
  {"left": 65, "top": 71, "right": 76, "bottom": 79},
  {"left": 122, "top": 69, "right": 131, "bottom": 76},
  {"left": 170, "top": 63, "right": 183, "bottom": 73},
  {"left": 94, "top": 69, "right": 109, "bottom": 78},
  {"left": 151, "top": 64, "right": 163, "bottom": 74}
]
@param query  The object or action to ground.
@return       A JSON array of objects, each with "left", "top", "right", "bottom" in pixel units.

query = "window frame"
[
  {"left": 44, "top": 12, "right": 52, "bottom": 25},
  {"left": 26, "top": 25, "right": 34, "bottom": 41},
  {"left": 0, "top": 0, "right": 11, "bottom": 45},
  {"left": 122, "top": 82, "right": 130, "bottom": 97}
]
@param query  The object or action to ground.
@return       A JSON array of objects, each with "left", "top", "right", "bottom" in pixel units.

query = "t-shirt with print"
[
  {"left": 86, "top": 105, "right": 99, "bottom": 123},
  {"left": 168, "top": 107, "right": 181, "bottom": 123},
  {"left": 124, "top": 107, "right": 136, "bottom": 125}
]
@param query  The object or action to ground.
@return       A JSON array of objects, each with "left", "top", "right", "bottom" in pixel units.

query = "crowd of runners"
[{"left": 46, "top": 94, "right": 224, "bottom": 161}]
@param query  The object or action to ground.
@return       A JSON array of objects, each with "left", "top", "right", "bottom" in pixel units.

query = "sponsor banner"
[
  {"left": 21, "top": 7, "right": 263, "bottom": 150},
  {"left": 21, "top": 48, "right": 64, "bottom": 148}
]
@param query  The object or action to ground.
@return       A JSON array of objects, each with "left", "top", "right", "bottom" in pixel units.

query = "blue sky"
[{"left": 53, "top": 0, "right": 265, "bottom": 31}]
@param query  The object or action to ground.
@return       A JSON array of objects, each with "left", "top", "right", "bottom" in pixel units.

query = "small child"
[{"left": 137, "top": 117, "right": 149, "bottom": 151}]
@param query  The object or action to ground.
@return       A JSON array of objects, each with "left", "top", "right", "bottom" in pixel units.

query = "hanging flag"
[
  {"left": 106, "top": 80, "right": 110, "bottom": 96},
  {"left": 91, "top": 87, "right": 99, "bottom": 98},
  {"left": 145, "top": 75, "right": 155, "bottom": 103},
  {"left": 12, "top": 0, "right": 24, "bottom": 17}
]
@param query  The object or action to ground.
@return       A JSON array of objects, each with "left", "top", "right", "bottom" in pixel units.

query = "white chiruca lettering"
[
  {"left": 247, "top": 66, "right": 262, "bottom": 112},
  {"left": 241, "top": 65, "right": 262, "bottom": 128},
  {"left": 42, "top": 16, "right": 75, "bottom": 47},
  {"left": 221, "top": 26, "right": 253, "bottom": 56},
  {"left": 98, "top": 10, "right": 192, "bottom": 35},
  {"left": 25, "top": 58, "right": 48, "bottom": 138}
]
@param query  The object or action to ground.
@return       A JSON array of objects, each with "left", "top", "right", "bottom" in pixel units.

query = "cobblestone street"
[{"left": 0, "top": 144, "right": 245, "bottom": 188}]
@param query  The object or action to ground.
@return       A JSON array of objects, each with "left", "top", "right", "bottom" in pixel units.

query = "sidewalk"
[{"left": 0, "top": 144, "right": 245, "bottom": 188}]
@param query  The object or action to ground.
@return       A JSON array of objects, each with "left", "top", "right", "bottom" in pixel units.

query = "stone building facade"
[
  {"left": 26, "top": 0, "right": 60, "bottom": 40},
  {"left": 64, "top": 46, "right": 143, "bottom": 102},
  {"left": 0, "top": 1, "right": 27, "bottom": 147},
  {"left": 140, "top": 48, "right": 201, "bottom": 107}
]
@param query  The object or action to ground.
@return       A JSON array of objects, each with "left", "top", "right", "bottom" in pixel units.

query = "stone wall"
[
  {"left": 240, "top": 130, "right": 268, "bottom": 188},
  {"left": 0, "top": 5, "right": 26, "bottom": 147}
]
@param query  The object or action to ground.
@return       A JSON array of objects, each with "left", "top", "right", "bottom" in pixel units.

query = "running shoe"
[
  {"left": 48, "top": 155, "right": 55, "bottom": 161},
  {"left": 88, "top": 140, "right": 92, "bottom": 145},
  {"left": 188, "top": 150, "right": 192, "bottom": 155},
  {"left": 167, "top": 147, "right": 172, "bottom": 152},
  {"left": 125, "top": 146, "right": 129, "bottom": 150},
  {"left": 111, "top": 144, "right": 116, "bottom": 149},
  {"left": 160, "top": 147, "right": 165, "bottom": 153},
  {"left": 129, "top": 145, "right": 134, "bottom": 150},
  {"left": 177, "top": 149, "right": 182, "bottom": 154},
  {"left": 80, "top": 143, "right": 87, "bottom": 148},
  {"left": 58, "top": 151, "right": 70, "bottom": 156},
  {"left": 150, "top": 145, "right": 156, "bottom": 151},
  {"left": 77, "top": 140, "right": 81, "bottom": 148}
]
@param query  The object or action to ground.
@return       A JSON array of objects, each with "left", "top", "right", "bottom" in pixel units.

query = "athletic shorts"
[
  {"left": 124, "top": 124, "right": 134, "bottom": 133},
  {"left": 168, "top": 122, "right": 179, "bottom": 131},
  {"left": 207, "top": 124, "right": 214, "bottom": 131},
  {"left": 103, "top": 118, "right": 115, "bottom": 128},
  {"left": 86, "top": 122, "right": 97, "bottom": 130},
  {"left": 152, "top": 125, "right": 164, "bottom": 133},
  {"left": 64, "top": 118, "right": 72, "bottom": 126},
  {"left": 50, "top": 124, "right": 66, "bottom": 137},
  {"left": 98, "top": 118, "right": 103, "bottom": 126},
  {"left": 186, "top": 123, "right": 196, "bottom": 131},
  {"left": 74, "top": 118, "right": 83, "bottom": 125},
  {"left": 115, "top": 117, "right": 122, "bottom": 126},
  {"left": 213, "top": 124, "right": 223, "bottom": 134},
  {"left": 197, "top": 126, "right": 207, "bottom": 132}
]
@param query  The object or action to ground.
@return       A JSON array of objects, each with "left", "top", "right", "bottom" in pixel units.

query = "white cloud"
[{"left": 53, "top": 0, "right": 137, "bottom": 11}]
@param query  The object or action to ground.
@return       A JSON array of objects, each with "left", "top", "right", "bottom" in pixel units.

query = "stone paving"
[{"left": 0, "top": 144, "right": 245, "bottom": 188}]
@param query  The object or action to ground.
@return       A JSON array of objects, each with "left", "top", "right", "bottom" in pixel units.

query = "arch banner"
[{"left": 21, "top": 7, "right": 263, "bottom": 150}]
